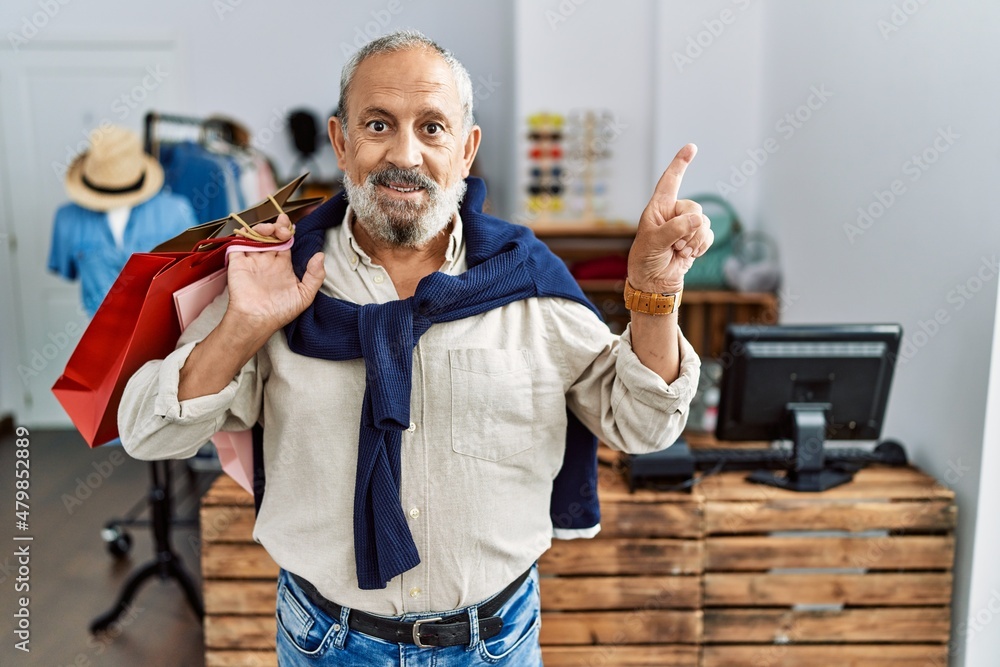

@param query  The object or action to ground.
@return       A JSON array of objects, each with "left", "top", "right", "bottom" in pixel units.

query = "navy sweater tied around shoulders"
[{"left": 259, "top": 176, "right": 602, "bottom": 590}]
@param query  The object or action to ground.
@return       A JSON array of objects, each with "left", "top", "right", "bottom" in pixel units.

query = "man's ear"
[
  {"left": 460, "top": 125, "right": 482, "bottom": 178},
  {"left": 329, "top": 116, "right": 348, "bottom": 171}
]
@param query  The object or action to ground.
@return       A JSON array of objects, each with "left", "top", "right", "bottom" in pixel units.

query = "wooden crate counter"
[
  {"left": 200, "top": 455, "right": 956, "bottom": 666},
  {"left": 537, "top": 452, "right": 703, "bottom": 666},
  {"left": 696, "top": 465, "right": 956, "bottom": 667},
  {"left": 200, "top": 477, "right": 275, "bottom": 667}
]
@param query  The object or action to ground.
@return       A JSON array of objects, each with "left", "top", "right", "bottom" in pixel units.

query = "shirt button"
[
  {"left": 349, "top": 254, "right": 358, "bottom": 265},
  {"left": 407, "top": 422, "right": 416, "bottom": 433},
  {"left": 373, "top": 274, "right": 384, "bottom": 284},
  {"left": 409, "top": 507, "right": 420, "bottom": 519},
  {"left": 409, "top": 587, "right": 421, "bottom": 598}
]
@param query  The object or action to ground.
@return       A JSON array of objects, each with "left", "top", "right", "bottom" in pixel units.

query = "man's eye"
[
  {"left": 367, "top": 120, "right": 387, "bottom": 132},
  {"left": 426, "top": 123, "right": 443, "bottom": 135}
]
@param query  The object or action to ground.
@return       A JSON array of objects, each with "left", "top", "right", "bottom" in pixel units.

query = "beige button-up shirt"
[{"left": 118, "top": 207, "right": 700, "bottom": 615}]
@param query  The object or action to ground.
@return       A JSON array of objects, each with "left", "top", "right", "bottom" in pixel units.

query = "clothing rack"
[
  {"left": 144, "top": 111, "right": 230, "bottom": 158},
  {"left": 142, "top": 110, "right": 281, "bottom": 226}
]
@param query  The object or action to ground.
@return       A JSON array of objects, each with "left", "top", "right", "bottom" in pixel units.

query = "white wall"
[
  {"left": 519, "top": 2, "right": 1000, "bottom": 664},
  {"left": 0, "top": 145, "right": 16, "bottom": 421},
  {"left": 513, "top": 0, "right": 656, "bottom": 223},
  {"left": 969, "top": 286, "right": 1000, "bottom": 665},
  {"left": 653, "top": 0, "right": 765, "bottom": 227},
  {"left": 0, "top": 0, "right": 515, "bottom": 425},
  {"left": 756, "top": 3, "right": 1000, "bottom": 665},
  {"left": 0, "top": 0, "right": 516, "bottom": 214},
  {"left": 514, "top": 0, "right": 764, "bottom": 225}
]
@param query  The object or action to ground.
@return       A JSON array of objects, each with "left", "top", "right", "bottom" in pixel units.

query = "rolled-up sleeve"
[
  {"left": 547, "top": 298, "right": 701, "bottom": 454},
  {"left": 117, "top": 290, "right": 266, "bottom": 460}
]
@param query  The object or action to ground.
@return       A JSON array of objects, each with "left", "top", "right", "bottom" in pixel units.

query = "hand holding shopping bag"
[
  {"left": 51, "top": 175, "right": 321, "bottom": 447},
  {"left": 172, "top": 237, "right": 295, "bottom": 493}
]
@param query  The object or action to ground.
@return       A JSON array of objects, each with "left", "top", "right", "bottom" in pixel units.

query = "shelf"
[
  {"left": 529, "top": 227, "right": 779, "bottom": 357},
  {"left": 525, "top": 220, "right": 635, "bottom": 238}
]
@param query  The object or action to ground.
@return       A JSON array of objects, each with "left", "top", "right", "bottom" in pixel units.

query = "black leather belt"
[{"left": 288, "top": 567, "right": 532, "bottom": 648}]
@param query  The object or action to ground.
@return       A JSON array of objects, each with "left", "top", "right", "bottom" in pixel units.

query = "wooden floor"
[{"left": 0, "top": 428, "right": 210, "bottom": 666}]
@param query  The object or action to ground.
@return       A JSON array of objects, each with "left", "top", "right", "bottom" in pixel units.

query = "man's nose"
[{"left": 385, "top": 126, "right": 422, "bottom": 171}]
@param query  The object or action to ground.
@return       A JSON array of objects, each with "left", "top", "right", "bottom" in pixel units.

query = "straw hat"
[{"left": 65, "top": 125, "right": 163, "bottom": 211}]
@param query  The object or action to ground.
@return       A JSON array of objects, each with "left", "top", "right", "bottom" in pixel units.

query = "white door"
[{"left": 0, "top": 41, "right": 180, "bottom": 427}]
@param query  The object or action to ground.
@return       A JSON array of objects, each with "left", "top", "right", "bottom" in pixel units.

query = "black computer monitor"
[{"left": 715, "top": 323, "right": 902, "bottom": 491}]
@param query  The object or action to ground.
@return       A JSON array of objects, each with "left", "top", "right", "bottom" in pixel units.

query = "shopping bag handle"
[
  {"left": 188, "top": 235, "right": 294, "bottom": 268},
  {"left": 224, "top": 236, "right": 294, "bottom": 267},
  {"left": 190, "top": 194, "right": 296, "bottom": 263},
  {"left": 185, "top": 194, "right": 293, "bottom": 251},
  {"left": 230, "top": 195, "right": 294, "bottom": 243},
  {"left": 192, "top": 236, "right": 233, "bottom": 254}
]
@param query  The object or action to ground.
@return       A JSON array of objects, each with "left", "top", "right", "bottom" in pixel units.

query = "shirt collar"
[{"left": 338, "top": 204, "right": 465, "bottom": 274}]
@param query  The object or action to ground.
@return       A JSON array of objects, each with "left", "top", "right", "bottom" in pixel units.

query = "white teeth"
[{"left": 388, "top": 185, "right": 420, "bottom": 193}]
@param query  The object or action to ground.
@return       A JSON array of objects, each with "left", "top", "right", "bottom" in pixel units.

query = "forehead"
[{"left": 350, "top": 47, "right": 463, "bottom": 118}]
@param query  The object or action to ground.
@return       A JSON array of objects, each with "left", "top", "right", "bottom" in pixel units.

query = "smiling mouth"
[{"left": 383, "top": 183, "right": 425, "bottom": 194}]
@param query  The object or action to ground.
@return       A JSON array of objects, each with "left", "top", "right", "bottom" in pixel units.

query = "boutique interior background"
[{"left": 0, "top": 1, "right": 998, "bottom": 665}]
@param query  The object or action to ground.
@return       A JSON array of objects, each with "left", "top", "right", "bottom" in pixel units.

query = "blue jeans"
[{"left": 275, "top": 564, "right": 543, "bottom": 666}]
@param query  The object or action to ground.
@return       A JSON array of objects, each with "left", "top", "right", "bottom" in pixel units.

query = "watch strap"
[{"left": 623, "top": 279, "right": 682, "bottom": 315}]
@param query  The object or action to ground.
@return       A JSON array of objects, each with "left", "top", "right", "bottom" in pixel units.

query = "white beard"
[{"left": 343, "top": 169, "right": 467, "bottom": 248}]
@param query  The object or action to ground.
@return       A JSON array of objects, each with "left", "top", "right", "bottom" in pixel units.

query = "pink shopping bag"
[{"left": 172, "top": 238, "right": 293, "bottom": 494}]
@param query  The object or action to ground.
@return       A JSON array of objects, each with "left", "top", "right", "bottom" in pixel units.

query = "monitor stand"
[{"left": 747, "top": 402, "right": 854, "bottom": 492}]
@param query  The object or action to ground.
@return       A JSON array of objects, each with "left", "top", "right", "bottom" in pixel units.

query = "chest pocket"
[{"left": 450, "top": 349, "right": 535, "bottom": 461}]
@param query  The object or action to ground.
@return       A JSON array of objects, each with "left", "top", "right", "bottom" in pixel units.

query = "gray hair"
[{"left": 337, "top": 29, "right": 475, "bottom": 138}]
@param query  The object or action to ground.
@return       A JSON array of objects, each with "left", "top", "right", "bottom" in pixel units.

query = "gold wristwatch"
[{"left": 623, "top": 278, "right": 682, "bottom": 315}]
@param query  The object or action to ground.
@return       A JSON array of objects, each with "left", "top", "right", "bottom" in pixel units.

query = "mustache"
[{"left": 368, "top": 167, "right": 437, "bottom": 192}]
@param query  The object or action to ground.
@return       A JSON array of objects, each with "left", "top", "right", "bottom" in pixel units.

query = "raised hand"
[
  {"left": 627, "top": 144, "right": 715, "bottom": 294},
  {"left": 225, "top": 212, "right": 326, "bottom": 335}
]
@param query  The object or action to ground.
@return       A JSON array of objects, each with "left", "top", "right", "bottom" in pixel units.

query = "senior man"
[{"left": 119, "top": 30, "right": 711, "bottom": 666}]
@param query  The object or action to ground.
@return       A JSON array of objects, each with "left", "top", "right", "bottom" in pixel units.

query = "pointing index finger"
[{"left": 652, "top": 143, "right": 697, "bottom": 211}]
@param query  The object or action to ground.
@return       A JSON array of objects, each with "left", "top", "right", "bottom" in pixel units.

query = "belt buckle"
[{"left": 411, "top": 616, "right": 443, "bottom": 648}]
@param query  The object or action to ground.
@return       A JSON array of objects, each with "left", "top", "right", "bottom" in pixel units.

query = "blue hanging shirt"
[
  {"left": 47, "top": 191, "right": 197, "bottom": 316},
  {"left": 158, "top": 141, "right": 246, "bottom": 224}
]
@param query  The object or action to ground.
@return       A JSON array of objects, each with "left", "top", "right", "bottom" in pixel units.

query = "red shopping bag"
[
  {"left": 52, "top": 175, "right": 318, "bottom": 447},
  {"left": 52, "top": 237, "right": 276, "bottom": 446}
]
